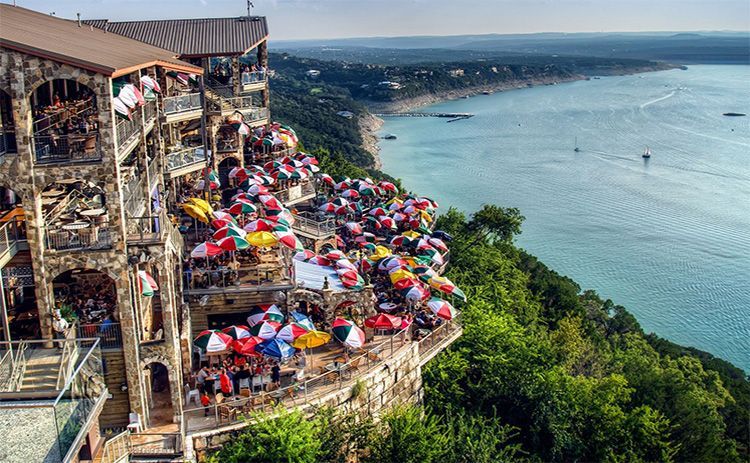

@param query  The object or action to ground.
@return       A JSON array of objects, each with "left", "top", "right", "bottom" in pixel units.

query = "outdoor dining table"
[
  {"left": 80, "top": 208, "right": 106, "bottom": 217},
  {"left": 42, "top": 189, "right": 65, "bottom": 198},
  {"left": 62, "top": 221, "right": 90, "bottom": 230},
  {"left": 378, "top": 302, "right": 398, "bottom": 312}
]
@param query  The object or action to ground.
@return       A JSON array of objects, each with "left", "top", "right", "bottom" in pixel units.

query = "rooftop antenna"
[
  {"left": 247, "top": 1, "right": 254, "bottom": 17},
  {"left": 76, "top": 12, "right": 82, "bottom": 27}
]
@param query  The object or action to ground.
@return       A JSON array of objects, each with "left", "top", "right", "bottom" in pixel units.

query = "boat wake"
[{"left": 640, "top": 91, "right": 675, "bottom": 109}]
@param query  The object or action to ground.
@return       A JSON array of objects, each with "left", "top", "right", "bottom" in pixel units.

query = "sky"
[{"left": 2, "top": 0, "right": 749, "bottom": 40}]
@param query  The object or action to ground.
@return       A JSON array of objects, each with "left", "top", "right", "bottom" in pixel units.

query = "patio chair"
[
  {"left": 215, "top": 392, "right": 225, "bottom": 404},
  {"left": 323, "top": 371, "right": 338, "bottom": 385},
  {"left": 349, "top": 357, "right": 362, "bottom": 375},
  {"left": 217, "top": 405, "right": 232, "bottom": 422},
  {"left": 127, "top": 412, "right": 142, "bottom": 433},
  {"left": 239, "top": 388, "right": 251, "bottom": 398},
  {"left": 184, "top": 383, "right": 200, "bottom": 406}
]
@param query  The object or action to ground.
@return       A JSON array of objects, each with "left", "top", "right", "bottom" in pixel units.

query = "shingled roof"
[
  {"left": 84, "top": 17, "right": 269, "bottom": 58},
  {"left": 0, "top": 4, "right": 202, "bottom": 77}
]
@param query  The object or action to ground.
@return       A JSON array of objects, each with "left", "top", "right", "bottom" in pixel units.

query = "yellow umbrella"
[
  {"left": 419, "top": 210, "right": 433, "bottom": 222},
  {"left": 293, "top": 330, "right": 331, "bottom": 372},
  {"left": 246, "top": 231, "right": 278, "bottom": 247},
  {"left": 402, "top": 230, "right": 421, "bottom": 239},
  {"left": 183, "top": 204, "right": 209, "bottom": 223},
  {"left": 389, "top": 269, "right": 416, "bottom": 284},
  {"left": 371, "top": 245, "right": 392, "bottom": 261},
  {"left": 188, "top": 197, "right": 214, "bottom": 215},
  {"left": 292, "top": 330, "right": 331, "bottom": 349}
]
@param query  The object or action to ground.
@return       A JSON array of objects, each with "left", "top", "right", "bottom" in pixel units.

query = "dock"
[{"left": 374, "top": 112, "right": 474, "bottom": 121}]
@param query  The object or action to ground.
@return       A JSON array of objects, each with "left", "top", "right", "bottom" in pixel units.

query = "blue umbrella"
[
  {"left": 258, "top": 338, "right": 296, "bottom": 360},
  {"left": 290, "top": 311, "right": 316, "bottom": 331}
]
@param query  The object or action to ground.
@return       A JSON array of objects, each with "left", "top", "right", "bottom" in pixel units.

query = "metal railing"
[
  {"left": 0, "top": 131, "right": 6, "bottom": 157},
  {"left": 129, "top": 432, "right": 182, "bottom": 458},
  {"left": 77, "top": 322, "right": 122, "bottom": 349},
  {"left": 292, "top": 212, "right": 336, "bottom": 238},
  {"left": 0, "top": 219, "right": 27, "bottom": 263},
  {"left": 147, "top": 158, "right": 161, "bottom": 189},
  {"left": 44, "top": 220, "right": 112, "bottom": 252},
  {"left": 184, "top": 325, "right": 418, "bottom": 432},
  {"left": 100, "top": 431, "right": 130, "bottom": 463},
  {"left": 162, "top": 93, "right": 202, "bottom": 116},
  {"left": 416, "top": 313, "right": 462, "bottom": 362},
  {"left": 183, "top": 264, "right": 291, "bottom": 293},
  {"left": 239, "top": 105, "right": 269, "bottom": 124},
  {"left": 241, "top": 71, "right": 267, "bottom": 86},
  {"left": 276, "top": 182, "right": 316, "bottom": 206},
  {"left": 56, "top": 340, "right": 79, "bottom": 390},
  {"left": 143, "top": 101, "right": 157, "bottom": 125},
  {"left": 166, "top": 146, "right": 207, "bottom": 172},
  {"left": 34, "top": 132, "right": 103, "bottom": 164},
  {"left": 116, "top": 110, "right": 142, "bottom": 151},
  {"left": 126, "top": 209, "right": 181, "bottom": 246}
]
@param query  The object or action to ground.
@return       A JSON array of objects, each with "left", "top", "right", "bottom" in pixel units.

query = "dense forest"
[
  {"left": 269, "top": 52, "right": 670, "bottom": 104},
  {"left": 212, "top": 57, "right": 750, "bottom": 462}
]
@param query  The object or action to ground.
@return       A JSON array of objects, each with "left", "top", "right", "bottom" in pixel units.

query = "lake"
[{"left": 378, "top": 65, "right": 750, "bottom": 371}]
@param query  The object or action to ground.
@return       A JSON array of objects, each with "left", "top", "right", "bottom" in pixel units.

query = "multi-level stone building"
[{"left": 0, "top": 5, "right": 461, "bottom": 462}]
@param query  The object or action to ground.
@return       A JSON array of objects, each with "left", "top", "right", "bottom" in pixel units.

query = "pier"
[{"left": 374, "top": 112, "right": 474, "bottom": 121}]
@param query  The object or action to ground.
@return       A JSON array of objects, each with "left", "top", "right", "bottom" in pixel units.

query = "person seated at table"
[
  {"left": 195, "top": 365, "right": 210, "bottom": 392},
  {"left": 219, "top": 368, "right": 233, "bottom": 396}
]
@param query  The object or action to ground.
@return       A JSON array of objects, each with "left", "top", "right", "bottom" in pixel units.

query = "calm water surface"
[{"left": 378, "top": 65, "right": 750, "bottom": 371}]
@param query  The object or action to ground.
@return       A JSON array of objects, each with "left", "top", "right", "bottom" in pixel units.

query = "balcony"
[
  {"left": 116, "top": 102, "right": 157, "bottom": 159},
  {"left": 34, "top": 132, "right": 103, "bottom": 165},
  {"left": 166, "top": 146, "right": 207, "bottom": 177},
  {"left": 0, "top": 338, "right": 107, "bottom": 463},
  {"left": 162, "top": 93, "right": 202, "bottom": 122},
  {"left": 44, "top": 220, "right": 112, "bottom": 252},
  {"left": 0, "top": 219, "right": 28, "bottom": 268},
  {"left": 183, "top": 264, "right": 292, "bottom": 295},
  {"left": 127, "top": 210, "right": 183, "bottom": 248},
  {"left": 183, "top": 318, "right": 462, "bottom": 433},
  {"left": 276, "top": 182, "right": 317, "bottom": 207},
  {"left": 240, "top": 70, "right": 267, "bottom": 93},
  {"left": 291, "top": 211, "right": 336, "bottom": 239}
]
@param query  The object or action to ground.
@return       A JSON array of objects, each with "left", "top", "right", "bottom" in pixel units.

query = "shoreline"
[{"left": 357, "top": 65, "right": 676, "bottom": 166}]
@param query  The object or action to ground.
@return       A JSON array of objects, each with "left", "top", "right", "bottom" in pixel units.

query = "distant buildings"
[
  {"left": 305, "top": 69, "right": 321, "bottom": 78},
  {"left": 378, "top": 81, "right": 403, "bottom": 90},
  {"left": 336, "top": 110, "right": 354, "bottom": 119},
  {"left": 449, "top": 69, "right": 465, "bottom": 77}
]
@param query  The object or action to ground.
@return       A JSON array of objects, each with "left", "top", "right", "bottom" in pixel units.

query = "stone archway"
[
  {"left": 40, "top": 180, "right": 109, "bottom": 252},
  {"left": 52, "top": 268, "right": 118, "bottom": 342},
  {"left": 143, "top": 361, "right": 174, "bottom": 428}
]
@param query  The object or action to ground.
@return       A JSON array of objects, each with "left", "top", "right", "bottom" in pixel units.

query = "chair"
[
  {"left": 82, "top": 136, "right": 97, "bottom": 158},
  {"left": 238, "top": 377, "right": 250, "bottom": 390},
  {"left": 185, "top": 383, "right": 200, "bottom": 407},
  {"left": 323, "top": 372, "right": 338, "bottom": 385},
  {"left": 349, "top": 357, "right": 362, "bottom": 375},
  {"left": 239, "top": 388, "right": 251, "bottom": 398},
  {"left": 215, "top": 392, "right": 225, "bottom": 404},
  {"left": 127, "top": 412, "right": 142, "bottom": 433},
  {"left": 251, "top": 376, "right": 263, "bottom": 393},
  {"left": 217, "top": 404, "right": 232, "bottom": 422}
]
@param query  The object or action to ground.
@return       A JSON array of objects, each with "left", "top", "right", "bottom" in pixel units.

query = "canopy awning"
[{"left": 294, "top": 260, "right": 347, "bottom": 292}]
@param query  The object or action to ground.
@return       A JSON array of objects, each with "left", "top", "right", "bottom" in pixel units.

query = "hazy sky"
[{"left": 3, "top": 0, "right": 749, "bottom": 40}]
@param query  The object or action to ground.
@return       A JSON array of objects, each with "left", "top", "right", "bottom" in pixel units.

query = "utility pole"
[{"left": 247, "top": 1, "right": 254, "bottom": 17}]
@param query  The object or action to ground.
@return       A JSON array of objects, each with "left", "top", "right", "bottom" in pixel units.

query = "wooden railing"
[{"left": 100, "top": 431, "right": 130, "bottom": 463}]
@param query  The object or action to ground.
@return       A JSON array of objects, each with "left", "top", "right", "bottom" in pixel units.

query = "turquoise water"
[{"left": 378, "top": 65, "right": 750, "bottom": 371}]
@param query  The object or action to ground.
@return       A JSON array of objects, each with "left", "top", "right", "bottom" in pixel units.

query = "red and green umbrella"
[
  {"left": 232, "top": 336, "right": 264, "bottom": 356},
  {"left": 228, "top": 200, "right": 258, "bottom": 216},
  {"left": 428, "top": 275, "right": 467, "bottom": 301},
  {"left": 341, "top": 189, "right": 360, "bottom": 199},
  {"left": 345, "top": 222, "right": 363, "bottom": 235},
  {"left": 258, "top": 194, "right": 282, "bottom": 209},
  {"left": 212, "top": 224, "right": 246, "bottom": 240},
  {"left": 191, "top": 242, "right": 223, "bottom": 258},
  {"left": 378, "top": 181, "right": 398, "bottom": 193},
  {"left": 222, "top": 325, "right": 251, "bottom": 340},
  {"left": 369, "top": 207, "right": 387, "bottom": 216},
  {"left": 137, "top": 270, "right": 159, "bottom": 297},
  {"left": 277, "top": 323, "right": 310, "bottom": 343},
  {"left": 275, "top": 229, "right": 304, "bottom": 251},
  {"left": 244, "top": 219, "right": 274, "bottom": 232},
  {"left": 247, "top": 304, "right": 284, "bottom": 326},
  {"left": 217, "top": 235, "right": 250, "bottom": 251},
  {"left": 332, "top": 318, "right": 366, "bottom": 349},
  {"left": 378, "top": 216, "right": 397, "bottom": 230},
  {"left": 427, "top": 298, "right": 458, "bottom": 320},
  {"left": 294, "top": 250, "right": 316, "bottom": 262},
  {"left": 336, "top": 268, "right": 364, "bottom": 290},
  {"left": 248, "top": 320, "right": 282, "bottom": 340},
  {"left": 364, "top": 313, "right": 402, "bottom": 330},
  {"left": 319, "top": 174, "right": 334, "bottom": 186},
  {"left": 400, "top": 285, "right": 430, "bottom": 303},
  {"left": 193, "top": 329, "right": 233, "bottom": 353}
]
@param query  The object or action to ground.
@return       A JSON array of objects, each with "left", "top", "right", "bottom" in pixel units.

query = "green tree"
[{"left": 364, "top": 406, "right": 448, "bottom": 463}]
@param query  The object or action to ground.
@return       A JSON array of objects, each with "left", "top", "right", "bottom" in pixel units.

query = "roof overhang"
[
  {"left": 178, "top": 34, "right": 269, "bottom": 59},
  {"left": 0, "top": 40, "right": 203, "bottom": 78}
]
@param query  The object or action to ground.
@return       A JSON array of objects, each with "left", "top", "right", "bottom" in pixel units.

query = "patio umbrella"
[
  {"left": 183, "top": 204, "right": 209, "bottom": 223},
  {"left": 364, "top": 313, "right": 402, "bottom": 330},
  {"left": 193, "top": 330, "right": 233, "bottom": 353},
  {"left": 247, "top": 304, "right": 284, "bottom": 326},
  {"left": 378, "top": 181, "right": 398, "bottom": 193},
  {"left": 319, "top": 174, "right": 334, "bottom": 186},
  {"left": 245, "top": 183, "right": 268, "bottom": 196},
  {"left": 400, "top": 285, "right": 430, "bottom": 303},
  {"left": 191, "top": 242, "right": 223, "bottom": 258},
  {"left": 258, "top": 194, "right": 282, "bottom": 209},
  {"left": 292, "top": 330, "right": 330, "bottom": 349},
  {"left": 427, "top": 237, "right": 449, "bottom": 252},
  {"left": 212, "top": 224, "right": 246, "bottom": 240},
  {"left": 274, "top": 229, "right": 304, "bottom": 251},
  {"left": 345, "top": 222, "right": 363, "bottom": 235},
  {"left": 428, "top": 275, "right": 467, "bottom": 301},
  {"left": 341, "top": 189, "right": 360, "bottom": 199},
  {"left": 222, "top": 325, "right": 251, "bottom": 340},
  {"left": 293, "top": 250, "right": 316, "bottom": 262},
  {"left": 228, "top": 201, "right": 258, "bottom": 216},
  {"left": 232, "top": 336, "right": 264, "bottom": 356},
  {"left": 332, "top": 318, "right": 365, "bottom": 349},
  {"left": 212, "top": 211, "right": 236, "bottom": 224},
  {"left": 243, "top": 219, "right": 274, "bottom": 233},
  {"left": 257, "top": 338, "right": 296, "bottom": 361},
  {"left": 248, "top": 320, "right": 282, "bottom": 340},
  {"left": 216, "top": 235, "right": 250, "bottom": 251},
  {"left": 137, "top": 270, "right": 159, "bottom": 297},
  {"left": 427, "top": 298, "right": 458, "bottom": 320},
  {"left": 246, "top": 231, "right": 278, "bottom": 247},
  {"left": 188, "top": 197, "right": 213, "bottom": 215},
  {"left": 289, "top": 311, "right": 316, "bottom": 331},
  {"left": 277, "top": 323, "right": 310, "bottom": 343},
  {"left": 368, "top": 207, "right": 387, "bottom": 217},
  {"left": 336, "top": 268, "right": 363, "bottom": 289}
]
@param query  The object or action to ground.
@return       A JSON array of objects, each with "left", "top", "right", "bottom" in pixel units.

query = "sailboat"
[
  {"left": 642, "top": 147, "right": 651, "bottom": 159},
  {"left": 574, "top": 137, "right": 580, "bottom": 152}
]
